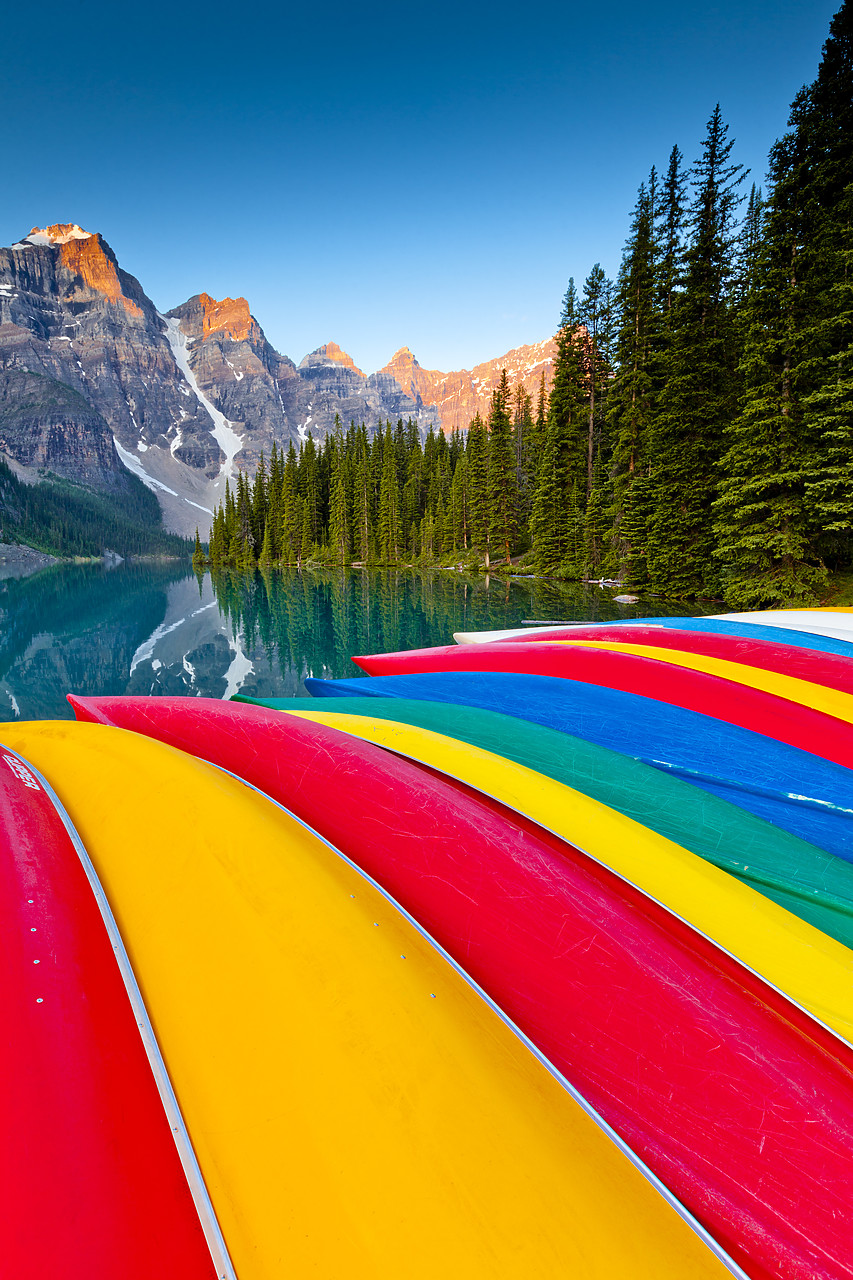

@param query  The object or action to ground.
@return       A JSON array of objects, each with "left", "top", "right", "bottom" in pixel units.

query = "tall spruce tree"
[
  {"left": 608, "top": 179, "right": 659, "bottom": 579},
  {"left": 531, "top": 279, "right": 586, "bottom": 570},
  {"left": 647, "top": 106, "right": 746, "bottom": 596},
  {"left": 378, "top": 425, "right": 402, "bottom": 562},
  {"left": 579, "top": 264, "right": 614, "bottom": 496},
  {"left": 714, "top": 1, "right": 853, "bottom": 604},
  {"left": 328, "top": 429, "right": 351, "bottom": 564},
  {"left": 466, "top": 412, "right": 490, "bottom": 558},
  {"left": 487, "top": 370, "right": 519, "bottom": 564}
]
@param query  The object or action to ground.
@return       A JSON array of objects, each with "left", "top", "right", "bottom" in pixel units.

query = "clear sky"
[{"left": 1, "top": 0, "right": 838, "bottom": 374}]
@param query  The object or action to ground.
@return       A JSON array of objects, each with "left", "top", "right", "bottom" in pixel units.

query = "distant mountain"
[
  {"left": 377, "top": 341, "right": 556, "bottom": 433},
  {"left": 0, "top": 224, "right": 555, "bottom": 536}
]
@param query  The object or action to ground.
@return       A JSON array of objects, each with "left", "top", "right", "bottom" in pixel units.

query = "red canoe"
[
  {"left": 0, "top": 747, "right": 217, "bottom": 1280},
  {"left": 72, "top": 694, "right": 853, "bottom": 1280},
  {"left": 484, "top": 623, "right": 853, "bottom": 694},
  {"left": 353, "top": 641, "right": 853, "bottom": 771}
]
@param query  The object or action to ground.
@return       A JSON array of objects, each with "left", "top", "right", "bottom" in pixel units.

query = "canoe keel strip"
[{"left": 0, "top": 720, "right": 741, "bottom": 1280}]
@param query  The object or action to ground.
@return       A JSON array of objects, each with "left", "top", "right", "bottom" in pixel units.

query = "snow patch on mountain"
[
  {"left": 25, "top": 224, "right": 92, "bottom": 246},
  {"left": 160, "top": 313, "right": 243, "bottom": 479},
  {"left": 114, "top": 438, "right": 179, "bottom": 496}
]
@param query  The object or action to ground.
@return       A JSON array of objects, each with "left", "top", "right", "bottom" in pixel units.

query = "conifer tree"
[
  {"left": 258, "top": 517, "right": 274, "bottom": 567},
  {"left": 487, "top": 370, "right": 519, "bottom": 564},
  {"left": 351, "top": 428, "right": 373, "bottom": 563},
  {"left": 530, "top": 279, "right": 586, "bottom": 569},
  {"left": 378, "top": 425, "right": 401, "bottom": 562},
  {"left": 529, "top": 422, "right": 564, "bottom": 570},
  {"left": 251, "top": 452, "right": 268, "bottom": 549},
  {"left": 466, "top": 413, "right": 490, "bottom": 557},
  {"left": 449, "top": 450, "right": 469, "bottom": 551},
  {"left": 279, "top": 443, "right": 300, "bottom": 564},
  {"left": 583, "top": 465, "right": 609, "bottom": 577},
  {"left": 647, "top": 106, "right": 746, "bottom": 596},
  {"left": 298, "top": 435, "right": 322, "bottom": 550},
  {"left": 608, "top": 180, "right": 659, "bottom": 577},
  {"left": 657, "top": 148, "right": 688, "bottom": 323},
  {"left": 579, "top": 264, "right": 615, "bottom": 496},
  {"left": 512, "top": 383, "right": 536, "bottom": 529},
  {"left": 328, "top": 430, "right": 351, "bottom": 564},
  {"left": 714, "top": 1, "right": 852, "bottom": 603}
]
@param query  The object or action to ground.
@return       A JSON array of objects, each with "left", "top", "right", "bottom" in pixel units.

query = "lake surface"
[{"left": 0, "top": 561, "right": 704, "bottom": 722}]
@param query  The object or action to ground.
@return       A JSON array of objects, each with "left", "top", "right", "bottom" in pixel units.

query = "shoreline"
[{"left": 0, "top": 543, "right": 59, "bottom": 581}]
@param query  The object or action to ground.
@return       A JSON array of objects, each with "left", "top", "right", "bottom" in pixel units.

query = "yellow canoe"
[
  {"left": 0, "top": 721, "right": 740, "bottom": 1280},
  {"left": 551, "top": 639, "right": 853, "bottom": 724},
  {"left": 284, "top": 709, "right": 853, "bottom": 1047}
]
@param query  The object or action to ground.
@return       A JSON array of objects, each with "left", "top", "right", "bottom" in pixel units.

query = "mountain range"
[{"left": 0, "top": 224, "right": 555, "bottom": 536}]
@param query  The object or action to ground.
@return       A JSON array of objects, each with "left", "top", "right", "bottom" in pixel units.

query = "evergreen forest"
[
  {"left": 0, "top": 458, "right": 191, "bottom": 560},
  {"left": 203, "top": 3, "right": 851, "bottom": 606}
]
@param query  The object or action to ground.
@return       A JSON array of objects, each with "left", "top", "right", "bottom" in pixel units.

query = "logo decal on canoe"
[{"left": 2, "top": 755, "right": 41, "bottom": 790}]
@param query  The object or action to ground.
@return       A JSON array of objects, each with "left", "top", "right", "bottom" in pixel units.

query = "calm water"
[{"left": 0, "top": 561, "right": 704, "bottom": 722}]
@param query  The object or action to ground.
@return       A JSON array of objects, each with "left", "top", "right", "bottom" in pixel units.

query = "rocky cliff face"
[{"left": 0, "top": 223, "right": 556, "bottom": 537}]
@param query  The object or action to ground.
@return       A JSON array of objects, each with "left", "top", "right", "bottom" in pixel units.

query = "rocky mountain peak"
[
  {"left": 389, "top": 345, "right": 419, "bottom": 366},
  {"left": 377, "top": 337, "right": 557, "bottom": 433},
  {"left": 194, "top": 292, "right": 259, "bottom": 344},
  {"left": 298, "top": 343, "right": 361, "bottom": 376},
  {"left": 300, "top": 342, "right": 364, "bottom": 377},
  {"left": 23, "top": 224, "right": 93, "bottom": 247},
  {"left": 11, "top": 226, "right": 144, "bottom": 316}
]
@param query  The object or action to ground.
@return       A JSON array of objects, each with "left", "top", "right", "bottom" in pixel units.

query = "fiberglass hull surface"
[
  {"left": 237, "top": 694, "right": 853, "bottom": 951},
  {"left": 351, "top": 642, "right": 853, "bottom": 771},
  {"left": 712, "top": 610, "right": 853, "bottom": 643},
  {"left": 545, "top": 639, "right": 853, "bottom": 724},
  {"left": 456, "top": 624, "right": 853, "bottom": 696},
  {"left": 0, "top": 748, "right": 215, "bottom": 1280},
  {"left": 306, "top": 671, "right": 853, "bottom": 860},
  {"left": 68, "top": 696, "right": 853, "bottom": 1280},
  {"left": 0, "top": 720, "right": 741, "bottom": 1280},
  {"left": 456, "top": 617, "right": 853, "bottom": 658}
]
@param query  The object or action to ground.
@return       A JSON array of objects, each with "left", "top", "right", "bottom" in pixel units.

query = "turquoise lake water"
[{"left": 0, "top": 561, "right": 702, "bottom": 722}]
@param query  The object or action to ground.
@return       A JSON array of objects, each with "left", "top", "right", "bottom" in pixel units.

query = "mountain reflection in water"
[{"left": 0, "top": 563, "right": 697, "bottom": 723}]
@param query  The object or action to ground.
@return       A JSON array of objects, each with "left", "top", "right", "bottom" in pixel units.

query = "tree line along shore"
[{"left": 198, "top": 4, "right": 851, "bottom": 608}]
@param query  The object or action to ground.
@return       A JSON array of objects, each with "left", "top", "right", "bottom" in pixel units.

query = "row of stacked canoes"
[{"left": 3, "top": 607, "right": 853, "bottom": 1278}]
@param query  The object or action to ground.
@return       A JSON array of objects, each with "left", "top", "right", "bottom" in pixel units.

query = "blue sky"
[{"left": 2, "top": 0, "right": 838, "bottom": 374}]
